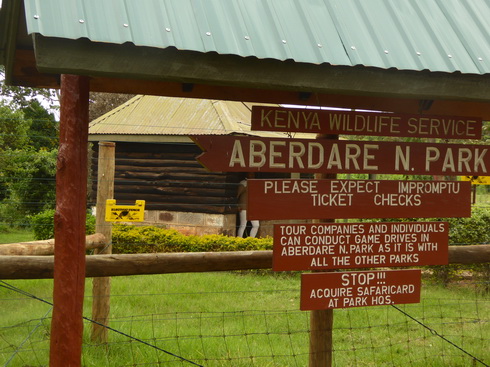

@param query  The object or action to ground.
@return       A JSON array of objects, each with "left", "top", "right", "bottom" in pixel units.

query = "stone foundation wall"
[
  {"left": 139, "top": 211, "right": 310, "bottom": 238},
  {"left": 142, "top": 210, "right": 238, "bottom": 236}
]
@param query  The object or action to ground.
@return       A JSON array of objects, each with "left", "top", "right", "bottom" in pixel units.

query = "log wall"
[{"left": 90, "top": 142, "right": 243, "bottom": 214}]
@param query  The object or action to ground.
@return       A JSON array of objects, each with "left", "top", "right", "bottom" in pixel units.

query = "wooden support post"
[
  {"left": 309, "top": 134, "right": 337, "bottom": 367},
  {"left": 91, "top": 142, "right": 115, "bottom": 343},
  {"left": 49, "top": 75, "right": 89, "bottom": 367}
]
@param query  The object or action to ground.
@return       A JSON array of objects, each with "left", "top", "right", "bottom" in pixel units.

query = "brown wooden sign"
[
  {"left": 273, "top": 222, "right": 448, "bottom": 271},
  {"left": 251, "top": 106, "right": 482, "bottom": 139},
  {"left": 191, "top": 136, "right": 489, "bottom": 176},
  {"left": 300, "top": 269, "right": 421, "bottom": 310},
  {"left": 247, "top": 179, "right": 471, "bottom": 220}
]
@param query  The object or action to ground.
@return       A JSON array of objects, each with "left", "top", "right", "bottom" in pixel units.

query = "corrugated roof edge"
[{"left": 89, "top": 95, "right": 143, "bottom": 127}]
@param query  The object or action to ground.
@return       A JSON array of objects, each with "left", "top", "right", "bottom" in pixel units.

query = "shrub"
[
  {"left": 112, "top": 224, "right": 272, "bottom": 254},
  {"left": 30, "top": 209, "right": 96, "bottom": 240}
]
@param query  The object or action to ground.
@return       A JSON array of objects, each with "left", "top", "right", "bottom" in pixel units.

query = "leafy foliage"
[
  {"left": 0, "top": 66, "right": 59, "bottom": 112},
  {"left": 0, "top": 148, "right": 57, "bottom": 218},
  {"left": 30, "top": 209, "right": 95, "bottom": 240},
  {"left": 111, "top": 224, "right": 272, "bottom": 254},
  {"left": 0, "top": 71, "right": 59, "bottom": 223}
]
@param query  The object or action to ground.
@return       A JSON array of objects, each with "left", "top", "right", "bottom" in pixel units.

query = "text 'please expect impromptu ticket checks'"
[
  {"left": 300, "top": 270, "right": 421, "bottom": 310},
  {"left": 273, "top": 222, "right": 448, "bottom": 271},
  {"left": 247, "top": 179, "right": 471, "bottom": 220},
  {"left": 192, "top": 136, "right": 489, "bottom": 176}
]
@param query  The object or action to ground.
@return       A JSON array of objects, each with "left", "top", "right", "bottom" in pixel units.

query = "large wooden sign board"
[
  {"left": 273, "top": 222, "right": 448, "bottom": 271},
  {"left": 251, "top": 106, "right": 482, "bottom": 140},
  {"left": 247, "top": 179, "right": 471, "bottom": 220},
  {"left": 192, "top": 136, "right": 489, "bottom": 176},
  {"left": 300, "top": 270, "right": 421, "bottom": 310}
]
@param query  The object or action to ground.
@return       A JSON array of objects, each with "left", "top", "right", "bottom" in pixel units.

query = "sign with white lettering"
[
  {"left": 251, "top": 106, "right": 482, "bottom": 140},
  {"left": 191, "top": 136, "right": 489, "bottom": 176},
  {"left": 247, "top": 179, "right": 471, "bottom": 220},
  {"left": 273, "top": 222, "right": 448, "bottom": 271},
  {"left": 300, "top": 270, "right": 421, "bottom": 310}
]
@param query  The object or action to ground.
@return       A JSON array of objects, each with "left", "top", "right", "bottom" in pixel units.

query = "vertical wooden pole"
[
  {"left": 309, "top": 306, "right": 334, "bottom": 367},
  {"left": 91, "top": 142, "right": 115, "bottom": 343},
  {"left": 309, "top": 134, "right": 337, "bottom": 367},
  {"left": 50, "top": 75, "right": 89, "bottom": 367}
]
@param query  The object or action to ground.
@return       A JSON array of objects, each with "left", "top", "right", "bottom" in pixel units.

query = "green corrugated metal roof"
[
  {"left": 89, "top": 95, "right": 311, "bottom": 140},
  {"left": 23, "top": 0, "right": 490, "bottom": 75}
]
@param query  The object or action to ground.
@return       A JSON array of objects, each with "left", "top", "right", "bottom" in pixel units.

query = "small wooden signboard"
[
  {"left": 273, "top": 222, "right": 448, "bottom": 271},
  {"left": 251, "top": 106, "right": 482, "bottom": 140},
  {"left": 247, "top": 179, "right": 471, "bottom": 220},
  {"left": 300, "top": 269, "right": 421, "bottom": 310}
]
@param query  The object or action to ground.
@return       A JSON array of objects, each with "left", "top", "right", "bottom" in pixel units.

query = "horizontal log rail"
[
  {"left": 0, "top": 233, "right": 107, "bottom": 256},
  {"left": 0, "top": 245, "right": 489, "bottom": 279}
]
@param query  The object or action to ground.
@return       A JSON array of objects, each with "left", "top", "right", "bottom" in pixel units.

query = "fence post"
[
  {"left": 49, "top": 74, "right": 90, "bottom": 367},
  {"left": 91, "top": 142, "right": 115, "bottom": 343},
  {"left": 309, "top": 134, "right": 337, "bottom": 367}
]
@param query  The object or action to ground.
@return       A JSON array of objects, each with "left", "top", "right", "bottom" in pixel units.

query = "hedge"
[
  {"left": 112, "top": 225, "right": 273, "bottom": 254},
  {"left": 29, "top": 206, "right": 489, "bottom": 255}
]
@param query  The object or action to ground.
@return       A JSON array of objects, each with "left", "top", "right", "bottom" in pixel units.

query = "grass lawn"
[
  {"left": 1, "top": 272, "right": 488, "bottom": 367},
  {"left": 0, "top": 228, "right": 35, "bottom": 244}
]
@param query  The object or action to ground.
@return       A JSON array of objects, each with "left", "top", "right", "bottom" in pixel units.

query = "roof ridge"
[{"left": 89, "top": 95, "right": 143, "bottom": 126}]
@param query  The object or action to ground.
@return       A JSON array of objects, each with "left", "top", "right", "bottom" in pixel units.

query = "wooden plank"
[
  {"left": 34, "top": 36, "right": 490, "bottom": 104},
  {"left": 114, "top": 192, "right": 236, "bottom": 204},
  {"left": 115, "top": 185, "right": 232, "bottom": 197},
  {"left": 300, "top": 270, "right": 421, "bottom": 310},
  {"left": 273, "top": 222, "right": 449, "bottom": 271},
  {"left": 252, "top": 106, "right": 482, "bottom": 140},
  {"left": 193, "top": 136, "right": 490, "bottom": 176},
  {"left": 247, "top": 179, "right": 471, "bottom": 220}
]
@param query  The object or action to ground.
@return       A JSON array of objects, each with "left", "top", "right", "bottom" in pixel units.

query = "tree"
[
  {"left": 0, "top": 81, "right": 59, "bottom": 223},
  {"left": 0, "top": 66, "right": 59, "bottom": 112},
  {"left": 89, "top": 91, "right": 135, "bottom": 121}
]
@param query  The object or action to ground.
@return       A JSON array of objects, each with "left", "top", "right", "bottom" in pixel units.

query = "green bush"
[
  {"left": 358, "top": 205, "right": 490, "bottom": 286},
  {"left": 446, "top": 206, "right": 490, "bottom": 245},
  {"left": 112, "top": 224, "right": 272, "bottom": 254},
  {"left": 30, "top": 209, "right": 96, "bottom": 240}
]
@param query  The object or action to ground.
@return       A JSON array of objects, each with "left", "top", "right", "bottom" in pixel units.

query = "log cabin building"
[{"left": 89, "top": 95, "right": 314, "bottom": 236}]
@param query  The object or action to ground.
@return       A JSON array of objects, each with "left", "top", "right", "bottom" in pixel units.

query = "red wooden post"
[
  {"left": 49, "top": 75, "right": 90, "bottom": 367},
  {"left": 309, "top": 134, "right": 337, "bottom": 367}
]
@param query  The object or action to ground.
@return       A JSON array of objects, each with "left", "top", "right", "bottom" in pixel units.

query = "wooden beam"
[
  {"left": 50, "top": 74, "right": 90, "bottom": 367},
  {"left": 33, "top": 36, "right": 490, "bottom": 103},
  {"left": 90, "top": 77, "right": 490, "bottom": 119},
  {"left": 0, "top": 245, "right": 488, "bottom": 279},
  {"left": 10, "top": 49, "right": 490, "bottom": 119},
  {"left": 0, "top": 234, "right": 106, "bottom": 256}
]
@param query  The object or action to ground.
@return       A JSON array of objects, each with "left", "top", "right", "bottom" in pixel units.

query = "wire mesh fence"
[{"left": 1, "top": 273, "right": 489, "bottom": 367}]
